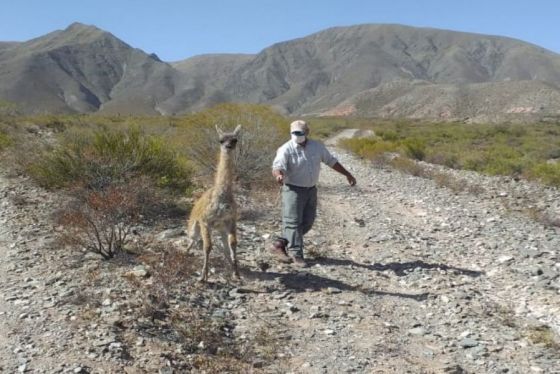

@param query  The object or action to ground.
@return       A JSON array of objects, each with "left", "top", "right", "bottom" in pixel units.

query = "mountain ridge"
[{"left": 1, "top": 22, "right": 560, "bottom": 121}]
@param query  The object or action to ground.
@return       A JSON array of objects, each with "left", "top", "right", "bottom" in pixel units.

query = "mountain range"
[{"left": 1, "top": 22, "right": 560, "bottom": 121}]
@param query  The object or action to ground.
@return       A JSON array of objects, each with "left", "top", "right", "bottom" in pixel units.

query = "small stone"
[
  {"left": 124, "top": 265, "right": 150, "bottom": 278},
  {"left": 156, "top": 228, "right": 185, "bottom": 240},
  {"left": 324, "top": 329, "right": 336, "bottom": 335},
  {"left": 273, "top": 291, "right": 291, "bottom": 300},
  {"left": 459, "top": 338, "right": 479, "bottom": 348},
  {"left": 497, "top": 255, "right": 513, "bottom": 264},
  {"left": 326, "top": 287, "right": 342, "bottom": 294},
  {"left": 408, "top": 327, "right": 426, "bottom": 336}
]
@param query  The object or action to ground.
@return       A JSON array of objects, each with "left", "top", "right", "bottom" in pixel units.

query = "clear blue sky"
[{"left": 1, "top": 0, "right": 559, "bottom": 61}]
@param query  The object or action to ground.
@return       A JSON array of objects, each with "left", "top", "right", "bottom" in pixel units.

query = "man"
[{"left": 271, "top": 120, "right": 356, "bottom": 267}]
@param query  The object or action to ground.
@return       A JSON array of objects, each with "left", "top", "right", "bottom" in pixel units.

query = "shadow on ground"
[
  {"left": 311, "top": 257, "right": 483, "bottom": 277},
  {"left": 242, "top": 268, "right": 429, "bottom": 301}
]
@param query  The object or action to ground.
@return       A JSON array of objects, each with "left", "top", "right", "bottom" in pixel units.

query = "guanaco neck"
[{"left": 212, "top": 149, "right": 234, "bottom": 198}]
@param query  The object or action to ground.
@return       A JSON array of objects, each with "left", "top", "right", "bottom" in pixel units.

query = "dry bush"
[
  {"left": 56, "top": 178, "right": 157, "bottom": 259},
  {"left": 526, "top": 325, "right": 560, "bottom": 350},
  {"left": 432, "top": 172, "right": 468, "bottom": 194},
  {"left": 136, "top": 245, "right": 196, "bottom": 306},
  {"left": 390, "top": 156, "right": 432, "bottom": 178},
  {"left": 174, "top": 103, "right": 286, "bottom": 188},
  {"left": 524, "top": 207, "right": 560, "bottom": 228},
  {"left": 170, "top": 308, "right": 236, "bottom": 354}
]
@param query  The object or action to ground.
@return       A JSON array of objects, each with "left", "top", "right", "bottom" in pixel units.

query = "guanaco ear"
[
  {"left": 215, "top": 124, "right": 224, "bottom": 137},
  {"left": 233, "top": 124, "right": 242, "bottom": 135}
]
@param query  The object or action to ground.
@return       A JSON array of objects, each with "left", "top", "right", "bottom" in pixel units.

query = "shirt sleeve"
[
  {"left": 272, "top": 146, "right": 288, "bottom": 171},
  {"left": 321, "top": 143, "right": 338, "bottom": 167}
]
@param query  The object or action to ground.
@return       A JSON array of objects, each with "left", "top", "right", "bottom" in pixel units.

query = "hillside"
[
  {"left": 323, "top": 79, "right": 560, "bottom": 121},
  {"left": 0, "top": 23, "right": 179, "bottom": 114},
  {"left": 2, "top": 23, "right": 560, "bottom": 120}
]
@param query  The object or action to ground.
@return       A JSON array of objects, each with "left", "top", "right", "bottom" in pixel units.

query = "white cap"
[{"left": 290, "top": 120, "right": 309, "bottom": 133}]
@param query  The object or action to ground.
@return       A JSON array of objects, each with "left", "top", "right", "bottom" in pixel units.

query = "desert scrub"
[
  {"left": 56, "top": 178, "right": 156, "bottom": 259},
  {"left": 338, "top": 119, "right": 560, "bottom": 184},
  {"left": 525, "top": 325, "right": 560, "bottom": 350},
  {"left": 171, "top": 103, "right": 286, "bottom": 188},
  {"left": 340, "top": 137, "right": 398, "bottom": 161},
  {"left": 302, "top": 116, "right": 359, "bottom": 139},
  {"left": 529, "top": 162, "right": 560, "bottom": 187},
  {"left": 401, "top": 138, "right": 426, "bottom": 160},
  {"left": 28, "top": 126, "right": 193, "bottom": 192},
  {"left": 0, "top": 128, "right": 11, "bottom": 151}
]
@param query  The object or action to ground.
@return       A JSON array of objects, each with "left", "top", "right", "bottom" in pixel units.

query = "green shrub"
[
  {"left": 401, "top": 138, "right": 426, "bottom": 161},
  {"left": 28, "top": 126, "right": 193, "bottom": 192},
  {"left": 377, "top": 130, "right": 400, "bottom": 142},
  {"left": 461, "top": 155, "right": 486, "bottom": 172},
  {"left": 0, "top": 100, "right": 18, "bottom": 117},
  {"left": 530, "top": 162, "right": 560, "bottom": 187},
  {"left": 0, "top": 129, "right": 11, "bottom": 151},
  {"left": 340, "top": 137, "right": 398, "bottom": 160},
  {"left": 481, "top": 145, "right": 524, "bottom": 176}
]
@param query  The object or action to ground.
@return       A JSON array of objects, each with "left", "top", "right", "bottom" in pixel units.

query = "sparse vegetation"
[
  {"left": 0, "top": 100, "right": 19, "bottom": 117},
  {"left": 170, "top": 103, "right": 286, "bottom": 188},
  {"left": 339, "top": 119, "right": 560, "bottom": 187},
  {"left": 526, "top": 325, "right": 560, "bottom": 351},
  {"left": 529, "top": 162, "right": 560, "bottom": 187},
  {"left": 123, "top": 245, "right": 278, "bottom": 372},
  {"left": 0, "top": 128, "right": 11, "bottom": 151},
  {"left": 27, "top": 126, "right": 193, "bottom": 192},
  {"left": 56, "top": 178, "right": 157, "bottom": 259}
]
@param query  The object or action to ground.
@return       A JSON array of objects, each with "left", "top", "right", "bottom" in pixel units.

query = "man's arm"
[{"left": 331, "top": 162, "right": 356, "bottom": 186}]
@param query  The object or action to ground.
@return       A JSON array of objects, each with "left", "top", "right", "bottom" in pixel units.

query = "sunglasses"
[{"left": 291, "top": 131, "right": 305, "bottom": 136}]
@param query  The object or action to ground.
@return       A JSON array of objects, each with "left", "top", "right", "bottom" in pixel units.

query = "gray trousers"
[{"left": 282, "top": 184, "right": 318, "bottom": 257}]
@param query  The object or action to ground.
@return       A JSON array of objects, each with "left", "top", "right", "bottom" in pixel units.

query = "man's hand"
[
  {"left": 332, "top": 162, "right": 356, "bottom": 186},
  {"left": 272, "top": 170, "right": 284, "bottom": 185}
]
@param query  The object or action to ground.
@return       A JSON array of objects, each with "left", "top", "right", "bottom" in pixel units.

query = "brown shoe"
[
  {"left": 289, "top": 255, "right": 308, "bottom": 268},
  {"left": 270, "top": 238, "right": 291, "bottom": 263}
]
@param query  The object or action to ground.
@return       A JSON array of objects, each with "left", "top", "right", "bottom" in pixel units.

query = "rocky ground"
[{"left": 1, "top": 139, "right": 560, "bottom": 373}]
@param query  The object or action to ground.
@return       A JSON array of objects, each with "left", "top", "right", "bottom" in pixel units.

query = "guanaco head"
[{"left": 216, "top": 124, "right": 242, "bottom": 150}]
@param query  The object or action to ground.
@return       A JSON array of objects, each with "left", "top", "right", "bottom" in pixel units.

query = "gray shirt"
[{"left": 272, "top": 139, "right": 338, "bottom": 187}]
